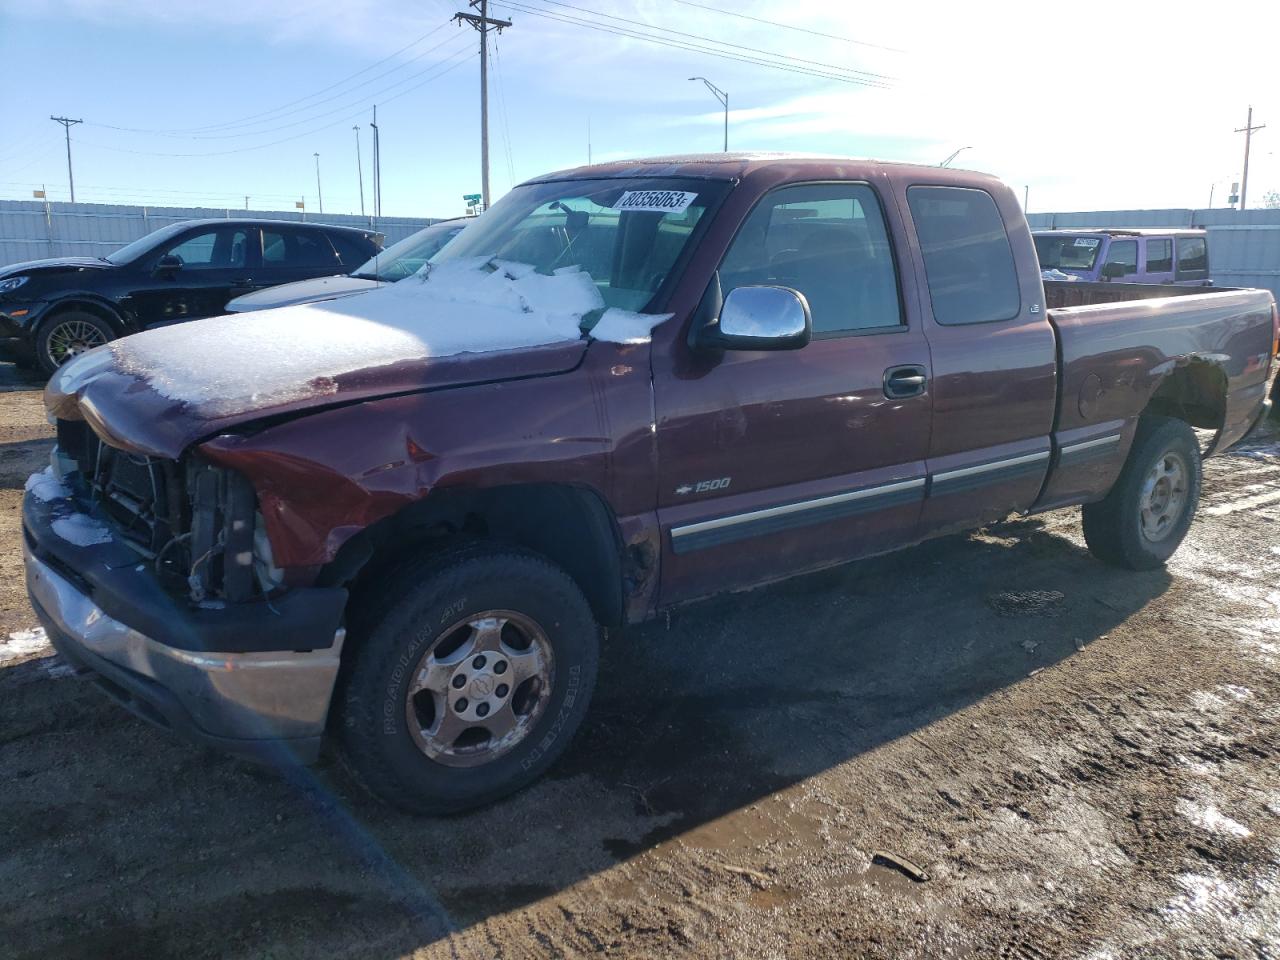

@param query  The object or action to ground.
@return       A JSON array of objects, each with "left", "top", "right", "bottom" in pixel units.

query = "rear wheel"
[
  {"left": 36, "top": 310, "right": 114, "bottom": 376},
  {"left": 337, "top": 545, "right": 599, "bottom": 815},
  {"left": 1082, "top": 416, "right": 1201, "bottom": 570}
]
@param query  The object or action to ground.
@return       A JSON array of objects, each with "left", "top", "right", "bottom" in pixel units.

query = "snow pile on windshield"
[
  {"left": 590, "top": 308, "right": 670, "bottom": 345},
  {"left": 51, "top": 513, "right": 113, "bottom": 547},
  {"left": 25, "top": 467, "right": 71, "bottom": 503},
  {"left": 109, "top": 258, "right": 665, "bottom": 417}
]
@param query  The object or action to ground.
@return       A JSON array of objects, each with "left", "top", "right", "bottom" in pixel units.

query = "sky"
[{"left": 1, "top": 0, "right": 1278, "bottom": 219}]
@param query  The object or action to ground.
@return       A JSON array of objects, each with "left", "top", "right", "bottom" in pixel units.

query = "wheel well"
[
  {"left": 1143, "top": 360, "right": 1226, "bottom": 431},
  {"left": 41, "top": 300, "right": 126, "bottom": 336},
  {"left": 322, "top": 483, "right": 626, "bottom": 631}
]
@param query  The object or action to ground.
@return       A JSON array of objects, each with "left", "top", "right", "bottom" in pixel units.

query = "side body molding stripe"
[
  {"left": 669, "top": 446, "right": 1076, "bottom": 554},
  {"left": 670, "top": 478, "right": 926, "bottom": 554}
]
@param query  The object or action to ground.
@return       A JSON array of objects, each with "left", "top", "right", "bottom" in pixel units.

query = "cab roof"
[{"left": 523, "top": 152, "right": 999, "bottom": 186}]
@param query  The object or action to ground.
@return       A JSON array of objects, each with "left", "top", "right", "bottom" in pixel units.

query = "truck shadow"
[{"left": 0, "top": 515, "right": 1171, "bottom": 958}]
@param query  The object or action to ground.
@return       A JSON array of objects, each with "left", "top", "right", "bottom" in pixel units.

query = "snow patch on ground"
[
  {"left": 51, "top": 513, "right": 113, "bottom": 547},
  {"left": 109, "top": 258, "right": 666, "bottom": 418},
  {"left": 25, "top": 467, "right": 70, "bottom": 503},
  {"left": 1176, "top": 798, "right": 1252, "bottom": 838},
  {"left": 3, "top": 626, "right": 51, "bottom": 663}
]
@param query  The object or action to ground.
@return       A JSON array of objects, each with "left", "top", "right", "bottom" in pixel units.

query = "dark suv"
[{"left": 0, "top": 218, "right": 381, "bottom": 374}]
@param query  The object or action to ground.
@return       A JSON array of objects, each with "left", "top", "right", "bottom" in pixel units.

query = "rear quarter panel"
[{"left": 1036, "top": 288, "right": 1274, "bottom": 509}]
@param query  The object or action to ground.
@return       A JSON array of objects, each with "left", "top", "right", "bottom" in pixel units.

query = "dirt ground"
[{"left": 1, "top": 361, "right": 1277, "bottom": 960}]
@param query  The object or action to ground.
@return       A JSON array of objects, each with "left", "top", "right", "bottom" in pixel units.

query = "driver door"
[
  {"left": 129, "top": 225, "right": 257, "bottom": 328},
  {"left": 653, "top": 179, "right": 934, "bottom": 605}
]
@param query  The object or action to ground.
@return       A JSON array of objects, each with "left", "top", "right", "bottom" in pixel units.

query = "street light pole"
[
  {"left": 689, "top": 77, "right": 728, "bottom": 152},
  {"left": 354, "top": 125, "right": 365, "bottom": 218},
  {"left": 939, "top": 146, "right": 972, "bottom": 167},
  {"left": 314, "top": 152, "right": 323, "bottom": 214}
]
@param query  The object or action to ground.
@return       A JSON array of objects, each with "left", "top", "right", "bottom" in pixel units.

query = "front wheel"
[
  {"left": 36, "top": 311, "right": 115, "bottom": 376},
  {"left": 1082, "top": 416, "right": 1202, "bottom": 570},
  {"left": 337, "top": 545, "right": 600, "bottom": 815}
]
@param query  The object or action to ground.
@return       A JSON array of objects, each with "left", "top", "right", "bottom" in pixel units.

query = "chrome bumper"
[{"left": 24, "top": 542, "right": 344, "bottom": 762}]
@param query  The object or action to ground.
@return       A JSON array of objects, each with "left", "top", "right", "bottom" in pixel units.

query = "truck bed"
[{"left": 1042, "top": 281, "right": 1275, "bottom": 515}]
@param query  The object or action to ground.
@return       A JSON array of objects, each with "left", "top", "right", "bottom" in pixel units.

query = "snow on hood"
[{"left": 107, "top": 258, "right": 670, "bottom": 418}]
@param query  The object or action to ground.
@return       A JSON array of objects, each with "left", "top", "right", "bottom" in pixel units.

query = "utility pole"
[
  {"left": 314, "top": 153, "right": 324, "bottom": 214},
  {"left": 689, "top": 77, "right": 728, "bottom": 152},
  {"left": 370, "top": 106, "right": 381, "bottom": 220},
  {"left": 1023, "top": 185, "right": 1029, "bottom": 211},
  {"left": 1235, "top": 106, "right": 1266, "bottom": 211},
  {"left": 50, "top": 116, "right": 83, "bottom": 203},
  {"left": 455, "top": 1, "right": 512, "bottom": 211},
  {"left": 245, "top": 196, "right": 249, "bottom": 210},
  {"left": 354, "top": 125, "right": 366, "bottom": 217},
  {"left": 587, "top": 117, "right": 592, "bottom": 165}
]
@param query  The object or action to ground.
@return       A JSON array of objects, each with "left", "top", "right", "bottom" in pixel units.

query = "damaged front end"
[
  {"left": 24, "top": 401, "right": 347, "bottom": 763},
  {"left": 53, "top": 418, "right": 279, "bottom": 606}
]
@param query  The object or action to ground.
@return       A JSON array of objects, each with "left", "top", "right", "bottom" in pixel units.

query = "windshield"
[
  {"left": 1033, "top": 234, "right": 1103, "bottom": 271},
  {"left": 352, "top": 221, "right": 466, "bottom": 281},
  {"left": 433, "top": 177, "right": 729, "bottom": 312},
  {"left": 104, "top": 222, "right": 192, "bottom": 264}
]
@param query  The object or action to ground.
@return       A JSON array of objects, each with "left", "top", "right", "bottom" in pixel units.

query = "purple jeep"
[{"left": 1034, "top": 229, "right": 1211, "bottom": 285}]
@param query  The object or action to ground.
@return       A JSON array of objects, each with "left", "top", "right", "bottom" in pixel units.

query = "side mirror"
[
  {"left": 154, "top": 254, "right": 182, "bottom": 277},
  {"left": 696, "top": 285, "right": 812, "bottom": 352},
  {"left": 1101, "top": 262, "right": 1129, "bottom": 280}
]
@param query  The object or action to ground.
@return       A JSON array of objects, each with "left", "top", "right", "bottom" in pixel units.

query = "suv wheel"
[
  {"left": 1082, "top": 416, "right": 1201, "bottom": 570},
  {"left": 337, "top": 545, "right": 600, "bottom": 815},
  {"left": 37, "top": 311, "right": 114, "bottom": 376}
]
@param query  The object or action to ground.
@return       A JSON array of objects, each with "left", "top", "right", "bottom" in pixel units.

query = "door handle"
[
  {"left": 884, "top": 365, "right": 928, "bottom": 399},
  {"left": 231, "top": 278, "right": 255, "bottom": 288}
]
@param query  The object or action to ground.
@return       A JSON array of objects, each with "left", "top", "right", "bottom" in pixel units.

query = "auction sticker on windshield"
[
  {"left": 613, "top": 190, "right": 698, "bottom": 214},
  {"left": 1073, "top": 237, "right": 1100, "bottom": 248}
]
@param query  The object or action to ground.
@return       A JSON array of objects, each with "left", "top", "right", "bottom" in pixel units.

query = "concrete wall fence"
[
  {"left": 1027, "top": 208, "right": 1280, "bottom": 302},
  {"left": 0, "top": 199, "right": 437, "bottom": 267}
]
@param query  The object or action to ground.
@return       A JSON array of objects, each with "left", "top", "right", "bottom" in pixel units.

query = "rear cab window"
[
  {"left": 907, "top": 186, "right": 1020, "bottom": 325},
  {"left": 717, "top": 182, "right": 904, "bottom": 336}
]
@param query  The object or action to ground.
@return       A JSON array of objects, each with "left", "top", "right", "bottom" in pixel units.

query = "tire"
[
  {"left": 1082, "top": 416, "right": 1201, "bottom": 570},
  {"left": 337, "top": 544, "right": 600, "bottom": 815},
  {"left": 36, "top": 310, "right": 115, "bottom": 376}
]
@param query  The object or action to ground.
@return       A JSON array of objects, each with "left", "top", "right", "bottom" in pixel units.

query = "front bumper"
[
  {"left": 26, "top": 544, "right": 343, "bottom": 762},
  {"left": 0, "top": 300, "right": 48, "bottom": 359},
  {"left": 22, "top": 483, "right": 349, "bottom": 763}
]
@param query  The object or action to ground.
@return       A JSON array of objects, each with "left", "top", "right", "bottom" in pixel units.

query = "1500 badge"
[{"left": 675, "top": 478, "right": 731, "bottom": 495}]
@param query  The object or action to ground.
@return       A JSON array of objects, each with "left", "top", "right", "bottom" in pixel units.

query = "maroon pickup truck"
[{"left": 23, "top": 155, "right": 1278, "bottom": 814}]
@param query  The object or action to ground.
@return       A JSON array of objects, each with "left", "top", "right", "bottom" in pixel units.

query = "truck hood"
[
  {"left": 1, "top": 256, "right": 112, "bottom": 278},
  {"left": 44, "top": 257, "right": 666, "bottom": 459},
  {"left": 224, "top": 274, "right": 382, "bottom": 312},
  {"left": 47, "top": 335, "right": 588, "bottom": 459}
]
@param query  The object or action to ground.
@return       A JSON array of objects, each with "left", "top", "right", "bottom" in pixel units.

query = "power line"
[
  {"left": 90, "top": 21, "right": 457, "bottom": 136},
  {"left": 492, "top": 32, "right": 518, "bottom": 186},
  {"left": 494, "top": 1, "right": 892, "bottom": 88},
  {"left": 665, "top": 0, "right": 905, "bottom": 53},
  {"left": 89, "top": 32, "right": 473, "bottom": 143},
  {"left": 76, "top": 48, "right": 477, "bottom": 159},
  {"left": 517, "top": 0, "right": 895, "bottom": 83}
]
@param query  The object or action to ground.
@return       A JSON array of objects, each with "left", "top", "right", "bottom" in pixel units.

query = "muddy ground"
[{"left": 1, "top": 361, "right": 1277, "bottom": 959}]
